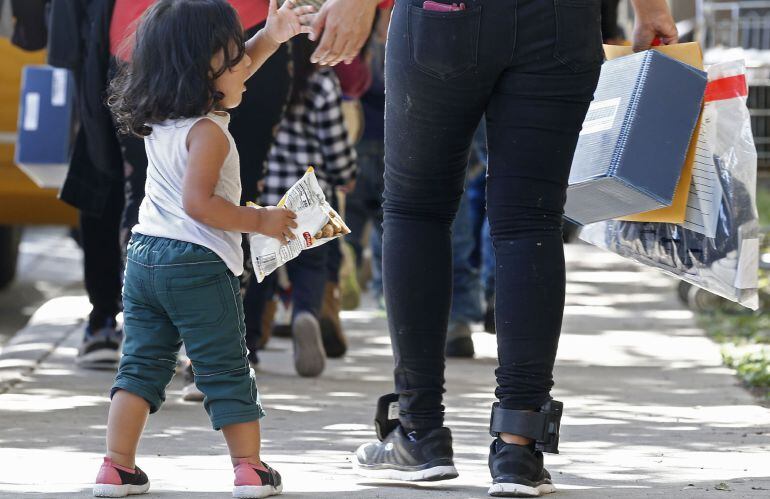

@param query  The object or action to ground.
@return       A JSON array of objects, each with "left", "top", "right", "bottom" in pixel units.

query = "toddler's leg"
[
  {"left": 106, "top": 391, "right": 150, "bottom": 469},
  {"left": 172, "top": 268, "right": 266, "bottom": 434},
  {"left": 95, "top": 243, "right": 181, "bottom": 497},
  {"left": 223, "top": 420, "right": 262, "bottom": 466},
  {"left": 173, "top": 269, "right": 278, "bottom": 497}
]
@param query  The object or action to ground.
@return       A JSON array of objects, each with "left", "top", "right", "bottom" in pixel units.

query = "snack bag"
[{"left": 248, "top": 167, "right": 350, "bottom": 283}]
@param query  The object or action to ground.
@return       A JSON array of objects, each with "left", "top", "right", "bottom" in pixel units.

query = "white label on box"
[
  {"left": 580, "top": 97, "right": 621, "bottom": 136},
  {"left": 51, "top": 69, "right": 68, "bottom": 107},
  {"left": 23, "top": 92, "right": 40, "bottom": 131}
]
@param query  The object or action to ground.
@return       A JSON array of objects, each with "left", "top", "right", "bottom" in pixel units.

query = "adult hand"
[
  {"left": 630, "top": 0, "right": 678, "bottom": 52},
  {"left": 310, "top": 0, "right": 380, "bottom": 66}
]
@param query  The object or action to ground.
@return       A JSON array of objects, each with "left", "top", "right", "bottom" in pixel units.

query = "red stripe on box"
[{"left": 704, "top": 74, "right": 748, "bottom": 102}]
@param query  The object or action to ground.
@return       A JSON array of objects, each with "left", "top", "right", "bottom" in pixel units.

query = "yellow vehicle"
[{"left": 0, "top": 38, "right": 77, "bottom": 289}]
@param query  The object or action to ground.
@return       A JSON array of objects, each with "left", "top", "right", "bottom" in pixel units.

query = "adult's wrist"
[{"left": 630, "top": 0, "right": 671, "bottom": 18}]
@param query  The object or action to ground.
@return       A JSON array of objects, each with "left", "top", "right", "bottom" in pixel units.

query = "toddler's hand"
[
  {"left": 256, "top": 206, "right": 298, "bottom": 244},
  {"left": 265, "top": 0, "right": 316, "bottom": 45}
]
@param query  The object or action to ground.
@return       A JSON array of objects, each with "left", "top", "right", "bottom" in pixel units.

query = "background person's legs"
[
  {"left": 77, "top": 179, "right": 124, "bottom": 368},
  {"left": 80, "top": 181, "right": 123, "bottom": 329},
  {"left": 320, "top": 238, "right": 347, "bottom": 358},
  {"left": 286, "top": 245, "right": 330, "bottom": 377},
  {"left": 447, "top": 183, "right": 483, "bottom": 358}
]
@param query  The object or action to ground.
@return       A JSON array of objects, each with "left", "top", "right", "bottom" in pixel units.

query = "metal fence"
[
  {"left": 700, "top": 0, "right": 770, "bottom": 49},
  {"left": 699, "top": 1, "right": 770, "bottom": 169}
]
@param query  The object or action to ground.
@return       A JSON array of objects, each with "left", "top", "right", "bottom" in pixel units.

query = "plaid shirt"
[{"left": 261, "top": 68, "right": 357, "bottom": 206}]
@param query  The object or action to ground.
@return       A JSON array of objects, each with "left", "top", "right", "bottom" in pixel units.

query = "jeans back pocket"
[
  {"left": 553, "top": 0, "right": 604, "bottom": 73},
  {"left": 408, "top": 4, "right": 482, "bottom": 80},
  {"left": 167, "top": 273, "right": 229, "bottom": 329}
]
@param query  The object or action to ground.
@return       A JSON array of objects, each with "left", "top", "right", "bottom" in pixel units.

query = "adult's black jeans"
[
  {"left": 79, "top": 178, "right": 123, "bottom": 328},
  {"left": 384, "top": 0, "right": 602, "bottom": 430}
]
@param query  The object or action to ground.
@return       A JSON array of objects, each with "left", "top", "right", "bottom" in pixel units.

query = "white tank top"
[{"left": 132, "top": 112, "right": 244, "bottom": 275}]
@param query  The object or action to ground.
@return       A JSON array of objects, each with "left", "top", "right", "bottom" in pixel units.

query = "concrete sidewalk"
[{"left": 0, "top": 244, "right": 768, "bottom": 498}]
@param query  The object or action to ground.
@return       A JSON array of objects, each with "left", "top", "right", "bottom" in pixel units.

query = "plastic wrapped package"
[
  {"left": 580, "top": 60, "right": 760, "bottom": 310},
  {"left": 249, "top": 168, "right": 350, "bottom": 283}
]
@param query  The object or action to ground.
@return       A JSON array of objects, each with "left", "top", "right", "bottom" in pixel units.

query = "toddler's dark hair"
[{"left": 108, "top": 0, "right": 246, "bottom": 137}]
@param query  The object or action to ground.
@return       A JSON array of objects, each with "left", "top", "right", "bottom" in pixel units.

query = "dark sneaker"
[
  {"left": 93, "top": 457, "right": 150, "bottom": 497},
  {"left": 232, "top": 459, "right": 282, "bottom": 498},
  {"left": 488, "top": 439, "right": 556, "bottom": 497},
  {"left": 181, "top": 362, "right": 204, "bottom": 402},
  {"left": 76, "top": 319, "right": 122, "bottom": 370},
  {"left": 446, "top": 336, "right": 475, "bottom": 357},
  {"left": 292, "top": 312, "right": 326, "bottom": 377},
  {"left": 446, "top": 322, "right": 475, "bottom": 358},
  {"left": 353, "top": 426, "right": 458, "bottom": 482}
]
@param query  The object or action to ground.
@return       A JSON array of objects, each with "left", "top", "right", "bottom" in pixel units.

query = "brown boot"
[
  {"left": 257, "top": 298, "right": 276, "bottom": 350},
  {"left": 320, "top": 281, "right": 347, "bottom": 358}
]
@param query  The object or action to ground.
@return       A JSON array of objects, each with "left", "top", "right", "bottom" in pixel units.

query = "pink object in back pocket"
[{"left": 423, "top": 1, "right": 466, "bottom": 12}]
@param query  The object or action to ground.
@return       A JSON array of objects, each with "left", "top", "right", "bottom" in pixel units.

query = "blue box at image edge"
[
  {"left": 14, "top": 65, "right": 75, "bottom": 187},
  {"left": 564, "top": 50, "right": 707, "bottom": 225}
]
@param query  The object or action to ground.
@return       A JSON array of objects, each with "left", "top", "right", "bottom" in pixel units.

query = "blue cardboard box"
[
  {"left": 564, "top": 50, "right": 707, "bottom": 225},
  {"left": 15, "top": 65, "right": 76, "bottom": 188}
]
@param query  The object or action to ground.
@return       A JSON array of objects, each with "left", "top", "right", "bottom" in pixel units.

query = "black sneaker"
[
  {"left": 353, "top": 426, "right": 458, "bottom": 482},
  {"left": 446, "top": 322, "right": 475, "bottom": 358},
  {"left": 488, "top": 439, "right": 556, "bottom": 497},
  {"left": 446, "top": 336, "right": 475, "bottom": 357},
  {"left": 76, "top": 319, "right": 122, "bottom": 370}
]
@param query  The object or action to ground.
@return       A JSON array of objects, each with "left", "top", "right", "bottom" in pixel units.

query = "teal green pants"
[{"left": 113, "top": 234, "right": 265, "bottom": 430}]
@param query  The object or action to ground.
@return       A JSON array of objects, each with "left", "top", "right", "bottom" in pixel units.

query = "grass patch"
[
  {"left": 698, "top": 313, "right": 770, "bottom": 345},
  {"left": 699, "top": 312, "right": 770, "bottom": 399},
  {"left": 723, "top": 351, "right": 770, "bottom": 392}
]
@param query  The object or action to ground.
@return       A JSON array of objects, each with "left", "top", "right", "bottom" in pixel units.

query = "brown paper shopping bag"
[{"left": 604, "top": 42, "right": 704, "bottom": 224}]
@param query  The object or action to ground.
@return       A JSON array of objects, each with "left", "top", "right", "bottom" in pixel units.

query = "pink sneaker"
[
  {"left": 232, "top": 459, "right": 283, "bottom": 498},
  {"left": 93, "top": 457, "right": 150, "bottom": 497}
]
